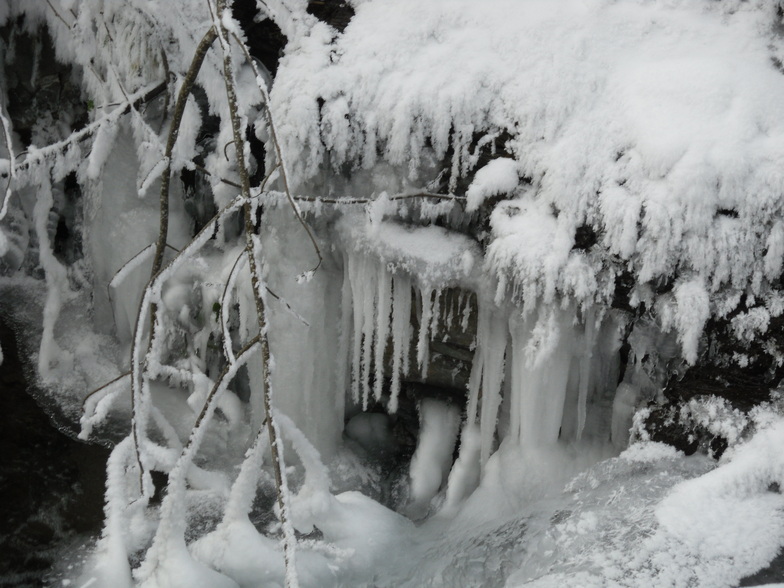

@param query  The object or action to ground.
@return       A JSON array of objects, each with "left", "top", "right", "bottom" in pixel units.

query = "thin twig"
[
  {"left": 220, "top": 249, "right": 246, "bottom": 364},
  {"left": 189, "top": 164, "right": 464, "bottom": 205},
  {"left": 223, "top": 140, "right": 235, "bottom": 162},
  {"left": 82, "top": 371, "right": 131, "bottom": 409},
  {"left": 265, "top": 287, "right": 310, "bottom": 327},
  {"left": 190, "top": 336, "right": 260, "bottom": 435},
  {"left": 158, "top": 47, "right": 171, "bottom": 134},
  {"left": 99, "top": 11, "right": 115, "bottom": 44},
  {"left": 45, "top": 0, "right": 74, "bottom": 29}
]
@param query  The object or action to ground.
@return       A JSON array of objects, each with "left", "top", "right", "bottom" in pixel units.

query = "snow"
[
  {"left": 465, "top": 158, "right": 519, "bottom": 213},
  {"left": 340, "top": 216, "right": 482, "bottom": 289},
  {"left": 273, "top": 0, "right": 784, "bottom": 348}
]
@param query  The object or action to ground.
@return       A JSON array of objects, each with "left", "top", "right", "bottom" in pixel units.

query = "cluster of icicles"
[{"left": 340, "top": 248, "right": 630, "bottom": 476}]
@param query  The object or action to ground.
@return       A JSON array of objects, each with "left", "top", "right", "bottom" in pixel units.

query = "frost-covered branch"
[
  {"left": 215, "top": 0, "right": 298, "bottom": 583},
  {"left": 13, "top": 81, "right": 166, "bottom": 177}
]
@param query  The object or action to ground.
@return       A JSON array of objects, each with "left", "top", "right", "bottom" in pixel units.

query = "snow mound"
[{"left": 274, "top": 0, "right": 784, "bottom": 348}]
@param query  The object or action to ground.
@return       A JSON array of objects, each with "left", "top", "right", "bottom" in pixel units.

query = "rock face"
[{"left": 393, "top": 288, "right": 476, "bottom": 399}]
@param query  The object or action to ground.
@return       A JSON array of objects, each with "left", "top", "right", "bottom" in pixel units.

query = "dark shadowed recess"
[{"left": 0, "top": 321, "right": 109, "bottom": 588}]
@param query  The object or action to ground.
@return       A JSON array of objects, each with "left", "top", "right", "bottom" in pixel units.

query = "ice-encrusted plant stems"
[
  {"left": 215, "top": 0, "right": 298, "bottom": 584},
  {"left": 121, "top": 27, "right": 218, "bottom": 492},
  {"left": 118, "top": 27, "right": 217, "bottom": 495}
]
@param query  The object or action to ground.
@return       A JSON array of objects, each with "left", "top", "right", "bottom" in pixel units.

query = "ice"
[
  {"left": 443, "top": 422, "right": 481, "bottom": 513},
  {"left": 475, "top": 304, "right": 508, "bottom": 467},
  {"left": 611, "top": 382, "right": 639, "bottom": 450},
  {"left": 406, "top": 398, "right": 460, "bottom": 518},
  {"left": 32, "top": 176, "right": 77, "bottom": 379},
  {"left": 373, "top": 264, "right": 392, "bottom": 401},
  {"left": 416, "top": 285, "right": 435, "bottom": 375},
  {"left": 389, "top": 273, "right": 412, "bottom": 413},
  {"left": 272, "top": 0, "right": 784, "bottom": 353}
]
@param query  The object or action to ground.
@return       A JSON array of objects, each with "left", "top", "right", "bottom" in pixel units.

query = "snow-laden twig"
[
  {"left": 135, "top": 336, "right": 262, "bottom": 587},
  {"left": 220, "top": 250, "right": 246, "bottom": 365},
  {"left": 80, "top": 372, "right": 131, "bottom": 440},
  {"left": 13, "top": 81, "right": 166, "bottom": 176},
  {"left": 124, "top": 193, "right": 249, "bottom": 494},
  {"left": 191, "top": 163, "right": 465, "bottom": 205}
]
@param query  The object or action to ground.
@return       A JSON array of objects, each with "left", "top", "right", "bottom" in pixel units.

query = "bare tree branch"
[{"left": 81, "top": 371, "right": 131, "bottom": 410}]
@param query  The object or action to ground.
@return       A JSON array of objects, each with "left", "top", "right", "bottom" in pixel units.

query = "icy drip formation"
[
  {"left": 342, "top": 249, "right": 441, "bottom": 413},
  {"left": 459, "top": 302, "right": 625, "bottom": 476},
  {"left": 339, "top": 228, "right": 627, "bottom": 475},
  {"left": 337, "top": 216, "right": 482, "bottom": 414}
]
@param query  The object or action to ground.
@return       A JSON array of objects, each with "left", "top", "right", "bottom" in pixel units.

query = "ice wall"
[
  {"left": 85, "top": 123, "right": 191, "bottom": 354},
  {"left": 259, "top": 206, "right": 346, "bottom": 458}
]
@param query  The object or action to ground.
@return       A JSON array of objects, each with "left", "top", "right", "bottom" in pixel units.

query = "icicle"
[
  {"left": 461, "top": 292, "right": 473, "bottom": 332},
  {"left": 576, "top": 307, "right": 597, "bottom": 441},
  {"left": 509, "top": 307, "right": 573, "bottom": 447},
  {"left": 430, "top": 288, "right": 443, "bottom": 343},
  {"left": 444, "top": 422, "right": 481, "bottom": 512},
  {"left": 336, "top": 253, "right": 354, "bottom": 402},
  {"left": 611, "top": 382, "right": 640, "bottom": 449},
  {"left": 417, "top": 286, "right": 434, "bottom": 376},
  {"left": 373, "top": 266, "right": 392, "bottom": 402},
  {"left": 360, "top": 256, "right": 378, "bottom": 408},
  {"left": 34, "top": 176, "right": 71, "bottom": 380},
  {"left": 390, "top": 273, "right": 412, "bottom": 413},
  {"left": 444, "top": 290, "right": 455, "bottom": 332},
  {"left": 508, "top": 312, "right": 531, "bottom": 443},
  {"left": 465, "top": 340, "right": 484, "bottom": 426},
  {"left": 406, "top": 399, "right": 461, "bottom": 519},
  {"left": 478, "top": 305, "right": 507, "bottom": 467},
  {"left": 347, "top": 252, "right": 364, "bottom": 404}
]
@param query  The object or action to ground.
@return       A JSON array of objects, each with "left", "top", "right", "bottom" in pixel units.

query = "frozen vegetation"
[{"left": 2, "top": 0, "right": 784, "bottom": 586}]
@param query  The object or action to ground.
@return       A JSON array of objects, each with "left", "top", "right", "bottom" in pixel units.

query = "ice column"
[{"left": 465, "top": 302, "right": 508, "bottom": 468}]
